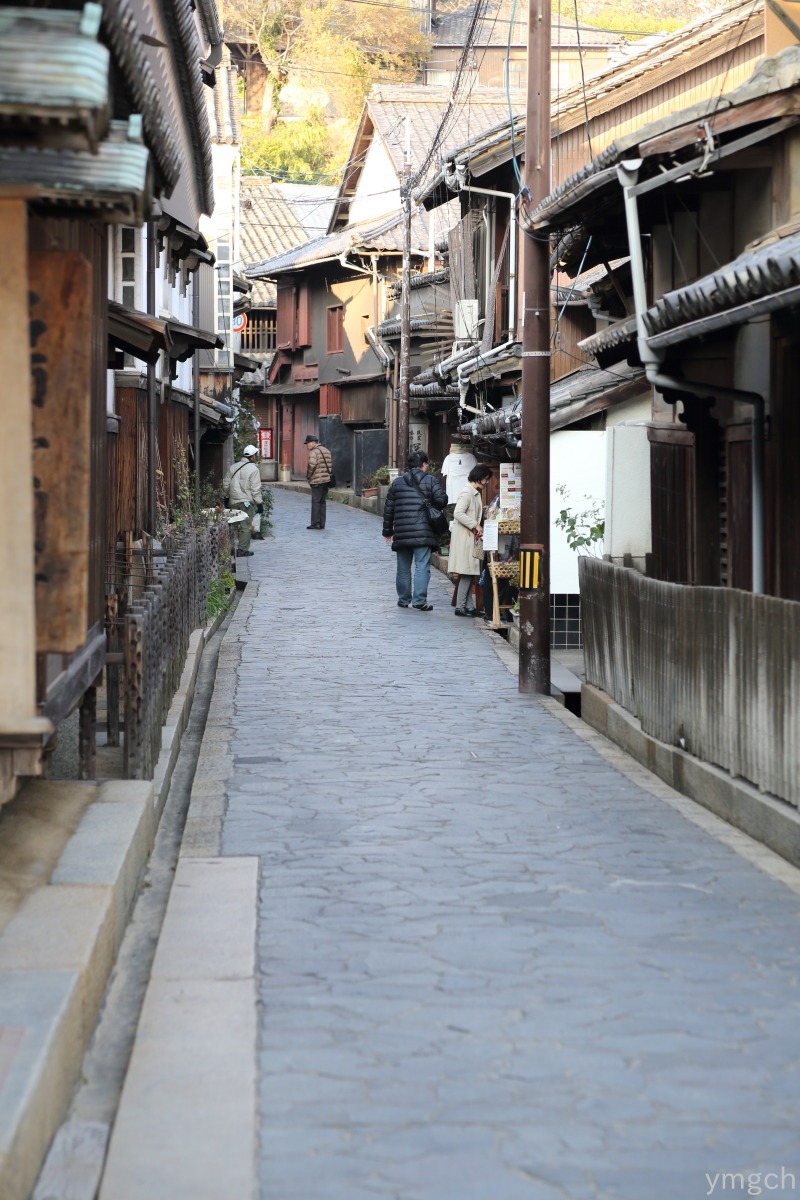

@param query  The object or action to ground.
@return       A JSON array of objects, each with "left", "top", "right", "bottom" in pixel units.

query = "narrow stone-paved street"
[{"left": 222, "top": 490, "right": 800, "bottom": 1200}]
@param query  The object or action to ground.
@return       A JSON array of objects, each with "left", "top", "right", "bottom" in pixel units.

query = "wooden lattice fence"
[{"left": 121, "top": 523, "right": 229, "bottom": 779}]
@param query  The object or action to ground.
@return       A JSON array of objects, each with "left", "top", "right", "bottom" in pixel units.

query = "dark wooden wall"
[{"left": 28, "top": 214, "right": 107, "bottom": 631}]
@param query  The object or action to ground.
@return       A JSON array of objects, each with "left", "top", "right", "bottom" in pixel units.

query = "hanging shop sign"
[{"left": 258, "top": 428, "right": 273, "bottom": 459}]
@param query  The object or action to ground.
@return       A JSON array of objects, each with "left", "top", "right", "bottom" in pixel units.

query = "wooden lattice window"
[{"left": 326, "top": 304, "right": 344, "bottom": 354}]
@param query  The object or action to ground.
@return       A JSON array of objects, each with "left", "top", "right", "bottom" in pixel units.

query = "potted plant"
[
  {"left": 362, "top": 472, "right": 378, "bottom": 497},
  {"left": 375, "top": 464, "right": 391, "bottom": 506}
]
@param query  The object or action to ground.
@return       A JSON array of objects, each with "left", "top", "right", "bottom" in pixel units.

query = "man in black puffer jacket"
[{"left": 382, "top": 451, "right": 449, "bottom": 610}]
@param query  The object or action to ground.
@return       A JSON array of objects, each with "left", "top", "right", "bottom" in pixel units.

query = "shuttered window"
[
  {"left": 297, "top": 284, "right": 312, "bottom": 347},
  {"left": 276, "top": 285, "right": 295, "bottom": 348},
  {"left": 326, "top": 304, "right": 344, "bottom": 354},
  {"left": 319, "top": 384, "right": 342, "bottom": 416}
]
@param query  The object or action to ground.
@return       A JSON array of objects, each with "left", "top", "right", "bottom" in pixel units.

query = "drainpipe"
[
  {"left": 146, "top": 220, "right": 157, "bottom": 538},
  {"left": 617, "top": 159, "right": 765, "bottom": 594}
]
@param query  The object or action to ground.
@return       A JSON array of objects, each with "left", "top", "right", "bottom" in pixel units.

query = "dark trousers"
[{"left": 310, "top": 484, "right": 327, "bottom": 528}]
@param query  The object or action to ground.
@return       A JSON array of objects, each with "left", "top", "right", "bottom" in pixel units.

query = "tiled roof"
[
  {"left": 209, "top": 48, "right": 240, "bottom": 144},
  {"left": 529, "top": 42, "right": 800, "bottom": 231},
  {"left": 0, "top": 119, "right": 151, "bottom": 223},
  {"left": 419, "top": 0, "right": 765, "bottom": 200},
  {"left": 644, "top": 227, "right": 800, "bottom": 349},
  {"left": 246, "top": 208, "right": 431, "bottom": 278},
  {"left": 368, "top": 85, "right": 527, "bottom": 179},
  {"left": 240, "top": 179, "right": 309, "bottom": 305},
  {"left": 459, "top": 359, "right": 645, "bottom": 440},
  {"left": 433, "top": 0, "right": 620, "bottom": 48},
  {"left": 0, "top": 6, "right": 110, "bottom": 147},
  {"left": 272, "top": 183, "right": 337, "bottom": 241}
]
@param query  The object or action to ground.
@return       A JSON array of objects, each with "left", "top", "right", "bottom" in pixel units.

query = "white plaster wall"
[
  {"left": 604, "top": 423, "right": 652, "bottom": 568},
  {"left": 550, "top": 430, "right": 606, "bottom": 593},
  {"left": 349, "top": 138, "right": 400, "bottom": 225}
]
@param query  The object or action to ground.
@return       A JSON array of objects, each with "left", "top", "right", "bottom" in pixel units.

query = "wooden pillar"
[{"left": 0, "top": 201, "right": 37, "bottom": 727}]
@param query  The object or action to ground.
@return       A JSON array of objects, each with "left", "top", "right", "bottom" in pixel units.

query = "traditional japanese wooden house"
[{"left": 0, "top": 0, "right": 224, "bottom": 807}]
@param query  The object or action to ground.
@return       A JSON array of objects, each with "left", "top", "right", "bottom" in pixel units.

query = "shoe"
[
  {"left": 412, "top": 603, "right": 433, "bottom": 611},
  {"left": 236, "top": 550, "right": 254, "bottom": 557},
  {"left": 397, "top": 601, "right": 410, "bottom": 608},
  {"left": 306, "top": 525, "right": 320, "bottom": 529},
  {"left": 454, "top": 607, "right": 474, "bottom": 617}
]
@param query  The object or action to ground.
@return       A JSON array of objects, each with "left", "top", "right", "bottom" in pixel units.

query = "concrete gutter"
[{"left": 581, "top": 682, "right": 800, "bottom": 870}]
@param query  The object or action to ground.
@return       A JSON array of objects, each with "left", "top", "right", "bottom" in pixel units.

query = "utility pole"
[
  {"left": 518, "top": 0, "right": 551, "bottom": 693},
  {"left": 397, "top": 117, "right": 412, "bottom": 468}
]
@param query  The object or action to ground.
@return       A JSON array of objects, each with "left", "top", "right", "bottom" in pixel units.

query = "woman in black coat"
[{"left": 382, "top": 451, "right": 449, "bottom": 610}]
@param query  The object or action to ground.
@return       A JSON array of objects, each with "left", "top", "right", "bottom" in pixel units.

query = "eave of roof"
[
  {"left": 108, "top": 301, "right": 222, "bottom": 364},
  {"left": 579, "top": 316, "right": 638, "bottom": 369},
  {"left": 262, "top": 381, "right": 320, "bottom": 397},
  {"left": 0, "top": 7, "right": 109, "bottom": 150},
  {"left": 528, "top": 45, "right": 800, "bottom": 233},
  {"left": 101, "top": 0, "right": 183, "bottom": 197},
  {"left": 0, "top": 120, "right": 152, "bottom": 223},
  {"left": 459, "top": 360, "right": 646, "bottom": 439},
  {"left": 156, "top": 0, "right": 215, "bottom": 213},
  {"left": 419, "top": 0, "right": 765, "bottom": 202},
  {"left": 643, "top": 225, "right": 800, "bottom": 350},
  {"left": 246, "top": 209, "right": 430, "bottom": 278}
]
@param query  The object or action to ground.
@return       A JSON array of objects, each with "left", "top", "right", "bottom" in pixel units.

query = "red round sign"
[{"left": 232, "top": 312, "right": 248, "bottom": 333}]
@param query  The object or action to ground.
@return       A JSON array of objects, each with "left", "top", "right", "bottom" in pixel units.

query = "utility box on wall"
[{"left": 353, "top": 428, "right": 389, "bottom": 496}]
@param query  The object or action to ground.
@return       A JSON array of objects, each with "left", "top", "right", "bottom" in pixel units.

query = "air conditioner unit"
[{"left": 454, "top": 299, "right": 480, "bottom": 341}]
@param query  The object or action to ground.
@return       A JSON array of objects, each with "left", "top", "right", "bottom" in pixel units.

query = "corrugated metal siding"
[{"left": 580, "top": 556, "right": 800, "bottom": 807}]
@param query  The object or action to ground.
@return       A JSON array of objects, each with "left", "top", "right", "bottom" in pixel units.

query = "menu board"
[{"left": 499, "top": 464, "right": 521, "bottom": 507}]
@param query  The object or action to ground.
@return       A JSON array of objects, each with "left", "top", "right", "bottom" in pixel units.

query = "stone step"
[{"left": 0, "top": 781, "right": 154, "bottom": 1200}]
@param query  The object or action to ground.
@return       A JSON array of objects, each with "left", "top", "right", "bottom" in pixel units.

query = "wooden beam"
[{"left": 638, "top": 92, "right": 800, "bottom": 159}]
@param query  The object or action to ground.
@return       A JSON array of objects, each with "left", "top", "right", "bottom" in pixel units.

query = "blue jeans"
[{"left": 395, "top": 546, "right": 432, "bottom": 606}]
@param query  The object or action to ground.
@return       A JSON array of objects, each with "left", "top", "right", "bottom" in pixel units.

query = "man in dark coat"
[{"left": 382, "top": 451, "right": 448, "bottom": 610}]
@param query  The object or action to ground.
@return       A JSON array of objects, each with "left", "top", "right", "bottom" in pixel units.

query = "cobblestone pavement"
[{"left": 220, "top": 490, "right": 800, "bottom": 1200}]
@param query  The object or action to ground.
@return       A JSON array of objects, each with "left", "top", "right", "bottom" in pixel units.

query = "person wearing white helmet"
[{"left": 223, "top": 445, "right": 263, "bottom": 556}]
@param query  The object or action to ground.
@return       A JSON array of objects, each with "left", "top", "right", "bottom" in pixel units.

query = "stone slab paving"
[{"left": 221, "top": 489, "right": 800, "bottom": 1200}]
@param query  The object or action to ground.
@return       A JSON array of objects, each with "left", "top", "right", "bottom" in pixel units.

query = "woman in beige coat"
[{"left": 448, "top": 464, "right": 492, "bottom": 616}]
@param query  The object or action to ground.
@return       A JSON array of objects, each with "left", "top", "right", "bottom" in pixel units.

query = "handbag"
[
  {"left": 320, "top": 448, "right": 336, "bottom": 489},
  {"left": 407, "top": 471, "right": 449, "bottom": 537}
]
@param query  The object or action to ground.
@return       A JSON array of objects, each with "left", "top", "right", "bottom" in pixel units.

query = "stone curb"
[
  {"left": 0, "top": 608, "right": 226, "bottom": 1200},
  {"left": 581, "top": 682, "right": 800, "bottom": 870},
  {"left": 98, "top": 857, "right": 259, "bottom": 1200}
]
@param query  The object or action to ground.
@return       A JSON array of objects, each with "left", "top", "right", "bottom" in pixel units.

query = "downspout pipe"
[{"left": 617, "top": 160, "right": 765, "bottom": 594}]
